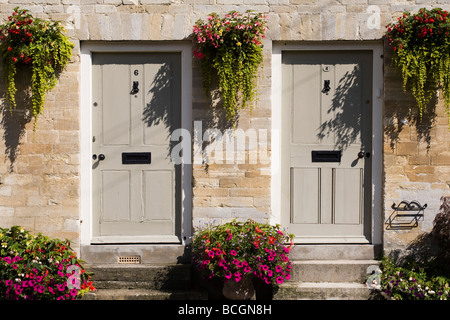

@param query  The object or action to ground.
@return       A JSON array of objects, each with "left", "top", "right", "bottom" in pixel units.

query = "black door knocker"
[
  {"left": 131, "top": 81, "right": 139, "bottom": 94},
  {"left": 322, "top": 80, "right": 331, "bottom": 94}
]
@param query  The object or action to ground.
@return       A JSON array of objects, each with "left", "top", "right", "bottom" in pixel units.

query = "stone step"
[
  {"left": 289, "top": 244, "right": 380, "bottom": 260},
  {"left": 274, "top": 282, "right": 375, "bottom": 300},
  {"left": 86, "top": 264, "right": 192, "bottom": 290},
  {"left": 81, "top": 288, "right": 207, "bottom": 300},
  {"left": 81, "top": 245, "right": 189, "bottom": 264},
  {"left": 290, "top": 259, "right": 379, "bottom": 283}
]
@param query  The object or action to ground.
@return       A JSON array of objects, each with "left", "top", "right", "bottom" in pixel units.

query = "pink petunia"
[
  {"left": 276, "top": 276, "right": 284, "bottom": 284},
  {"left": 230, "top": 250, "right": 237, "bottom": 256}
]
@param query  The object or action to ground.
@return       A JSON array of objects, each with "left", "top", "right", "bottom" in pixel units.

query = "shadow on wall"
[
  {"left": 383, "top": 44, "right": 437, "bottom": 151},
  {"left": 192, "top": 57, "right": 236, "bottom": 172},
  {"left": 0, "top": 65, "right": 33, "bottom": 172},
  {"left": 389, "top": 196, "right": 450, "bottom": 278}
]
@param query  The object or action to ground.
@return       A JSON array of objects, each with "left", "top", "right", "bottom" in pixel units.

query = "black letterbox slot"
[
  {"left": 311, "top": 150, "right": 341, "bottom": 163},
  {"left": 122, "top": 152, "right": 151, "bottom": 165}
]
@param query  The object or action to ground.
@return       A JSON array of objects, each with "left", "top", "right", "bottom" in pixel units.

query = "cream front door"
[
  {"left": 282, "top": 51, "right": 373, "bottom": 243},
  {"left": 91, "top": 52, "right": 181, "bottom": 243}
]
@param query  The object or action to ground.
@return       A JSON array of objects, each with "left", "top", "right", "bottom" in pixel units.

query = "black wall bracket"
[{"left": 385, "top": 200, "right": 427, "bottom": 230}]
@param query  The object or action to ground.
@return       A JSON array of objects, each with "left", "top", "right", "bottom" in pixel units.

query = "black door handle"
[
  {"left": 358, "top": 151, "right": 371, "bottom": 159},
  {"left": 93, "top": 154, "right": 106, "bottom": 161}
]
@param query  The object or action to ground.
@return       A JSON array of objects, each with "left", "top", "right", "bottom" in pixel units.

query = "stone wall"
[
  {"left": 0, "top": 1, "right": 448, "bottom": 254},
  {"left": 383, "top": 44, "right": 450, "bottom": 253}
]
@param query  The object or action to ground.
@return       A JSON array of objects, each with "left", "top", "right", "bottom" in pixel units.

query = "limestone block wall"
[
  {"left": 383, "top": 44, "right": 450, "bottom": 252},
  {"left": 0, "top": 1, "right": 447, "bottom": 253}
]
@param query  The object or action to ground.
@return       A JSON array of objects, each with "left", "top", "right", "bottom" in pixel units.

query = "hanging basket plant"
[
  {"left": 192, "top": 10, "right": 268, "bottom": 124},
  {"left": 385, "top": 8, "right": 450, "bottom": 123},
  {"left": 0, "top": 7, "right": 74, "bottom": 129}
]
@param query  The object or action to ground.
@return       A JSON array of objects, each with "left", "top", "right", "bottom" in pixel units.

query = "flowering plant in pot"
[
  {"left": 192, "top": 10, "right": 268, "bottom": 125},
  {"left": 0, "top": 7, "right": 74, "bottom": 130},
  {"left": 0, "top": 226, "right": 95, "bottom": 300},
  {"left": 191, "top": 219, "right": 294, "bottom": 299},
  {"left": 385, "top": 8, "right": 450, "bottom": 122}
]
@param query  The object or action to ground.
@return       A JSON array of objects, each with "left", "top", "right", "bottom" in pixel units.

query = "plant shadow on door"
[
  {"left": 0, "top": 66, "right": 33, "bottom": 172},
  {"left": 142, "top": 61, "right": 180, "bottom": 161},
  {"left": 317, "top": 65, "right": 367, "bottom": 165},
  {"left": 142, "top": 61, "right": 182, "bottom": 232}
]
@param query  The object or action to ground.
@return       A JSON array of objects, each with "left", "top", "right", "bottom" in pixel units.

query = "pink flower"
[
  {"left": 244, "top": 266, "right": 251, "bottom": 273},
  {"left": 207, "top": 251, "right": 215, "bottom": 259},
  {"left": 36, "top": 285, "right": 45, "bottom": 294},
  {"left": 275, "top": 265, "right": 282, "bottom": 273},
  {"left": 3, "top": 257, "right": 11, "bottom": 264},
  {"left": 230, "top": 250, "right": 237, "bottom": 256},
  {"left": 276, "top": 276, "right": 284, "bottom": 284},
  {"left": 225, "top": 272, "right": 232, "bottom": 280},
  {"left": 70, "top": 288, "right": 78, "bottom": 296}
]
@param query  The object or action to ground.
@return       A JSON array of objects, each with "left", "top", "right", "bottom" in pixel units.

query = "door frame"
[
  {"left": 271, "top": 41, "right": 383, "bottom": 245},
  {"left": 80, "top": 41, "right": 192, "bottom": 246}
]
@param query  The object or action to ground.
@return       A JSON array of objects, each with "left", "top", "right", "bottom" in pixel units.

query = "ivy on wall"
[
  {"left": 386, "top": 8, "right": 450, "bottom": 124},
  {"left": 192, "top": 10, "right": 268, "bottom": 125},
  {"left": 0, "top": 7, "right": 73, "bottom": 130}
]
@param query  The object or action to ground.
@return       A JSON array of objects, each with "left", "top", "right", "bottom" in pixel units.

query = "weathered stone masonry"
[{"left": 0, "top": 1, "right": 448, "bottom": 255}]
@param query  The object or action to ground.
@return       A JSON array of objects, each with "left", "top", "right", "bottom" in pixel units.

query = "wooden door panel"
[
  {"left": 282, "top": 50, "right": 372, "bottom": 243},
  {"left": 92, "top": 53, "right": 181, "bottom": 243}
]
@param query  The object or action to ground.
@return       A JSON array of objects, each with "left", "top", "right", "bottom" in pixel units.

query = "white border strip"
[
  {"left": 79, "top": 41, "right": 192, "bottom": 246},
  {"left": 271, "top": 41, "right": 383, "bottom": 245}
]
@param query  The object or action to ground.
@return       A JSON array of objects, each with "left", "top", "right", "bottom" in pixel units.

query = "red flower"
[{"left": 7, "top": 46, "right": 12, "bottom": 51}]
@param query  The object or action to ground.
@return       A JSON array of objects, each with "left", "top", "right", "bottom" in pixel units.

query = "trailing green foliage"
[
  {"left": 0, "top": 7, "right": 73, "bottom": 129},
  {"left": 192, "top": 10, "right": 267, "bottom": 124},
  {"left": 385, "top": 8, "right": 450, "bottom": 123}
]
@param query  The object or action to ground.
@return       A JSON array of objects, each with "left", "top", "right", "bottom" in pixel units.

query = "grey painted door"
[
  {"left": 92, "top": 53, "right": 181, "bottom": 243},
  {"left": 282, "top": 51, "right": 372, "bottom": 243}
]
